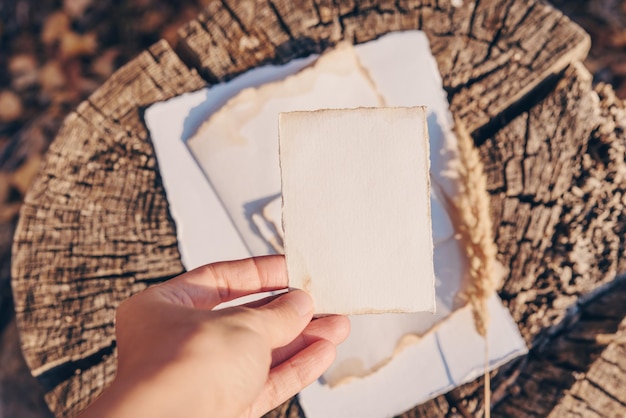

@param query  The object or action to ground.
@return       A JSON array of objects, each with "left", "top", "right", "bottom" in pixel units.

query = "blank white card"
[{"left": 279, "top": 107, "right": 436, "bottom": 315}]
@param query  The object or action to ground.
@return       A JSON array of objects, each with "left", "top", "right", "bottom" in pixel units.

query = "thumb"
[{"left": 254, "top": 290, "right": 314, "bottom": 348}]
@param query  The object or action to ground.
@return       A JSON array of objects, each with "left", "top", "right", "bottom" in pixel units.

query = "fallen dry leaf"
[
  {"left": 41, "top": 11, "right": 70, "bottom": 46},
  {"left": 76, "top": 77, "right": 100, "bottom": 96},
  {"left": 138, "top": 10, "right": 168, "bottom": 34},
  {"left": 8, "top": 54, "right": 39, "bottom": 91},
  {"left": 63, "top": 0, "right": 93, "bottom": 19},
  {"left": 608, "top": 29, "right": 626, "bottom": 48},
  {"left": 0, "top": 202, "right": 22, "bottom": 223},
  {"left": 0, "top": 91, "right": 24, "bottom": 123},
  {"left": 39, "top": 61, "right": 67, "bottom": 92},
  {"left": 19, "top": 126, "right": 48, "bottom": 157},
  {"left": 60, "top": 31, "right": 98, "bottom": 59},
  {"left": 10, "top": 154, "right": 43, "bottom": 197},
  {"left": 161, "top": 22, "right": 182, "bottom": 47},
  {"left": 162, "top": 6, "right": 207, "bottom": 49},
  {"left": 0, "top": 173, "right": 10, "bottom": 204},
  {"left": 8, "top": 54, "right": 37, "bottom": 77},
  {"left": 91, "top": 48, "right": 119, "bottom": 79}
]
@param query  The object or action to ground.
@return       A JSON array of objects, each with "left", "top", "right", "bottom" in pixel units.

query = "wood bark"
[
  {"left": 10, "top": 1, "right": 626, "bottom": 417},
  {"left": 11, "top": 41, "right": 204, "bottom": 417}
]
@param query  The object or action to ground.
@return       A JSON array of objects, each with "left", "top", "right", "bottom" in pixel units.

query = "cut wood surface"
[
  {"left": 10, "top": 0, "right": 626, "bottom": 417},
  {"left": 12, "top": 40, "right": 204, "bottom": 417},
  {"left": 176, "top": 0, "right": 590, "bottom": 134},
  {"left": 402, "top": 63, "right": 626, "bottom": 417}
]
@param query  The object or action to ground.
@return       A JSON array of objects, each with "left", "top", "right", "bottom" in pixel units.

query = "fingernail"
[{"left": 287, "top": 290, "right": 313, "bottom": 316}]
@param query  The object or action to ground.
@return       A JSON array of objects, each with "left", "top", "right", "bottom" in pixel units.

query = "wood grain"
[
  {"left": 550, "top": 318, "right": 626, "bottom": 418},
  {"left": 409, "top": 64, "right": 626, "bottom": 417},
  {"left": 11, "top": 1, "right": 626, "bottom": 417},
  {"left": 176, "top": 0, "right": 590, "bottom": 134},
  {"left": 11, "top": 40, "right": 204, "bottom": 417},
  {"left": 496, "top": 276, "right": 626, "bottom": 418}
]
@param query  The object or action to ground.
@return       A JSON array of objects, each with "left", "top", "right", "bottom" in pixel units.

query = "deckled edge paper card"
[{"left": 279, "top": 107, "right": 436, "bottom": 315}]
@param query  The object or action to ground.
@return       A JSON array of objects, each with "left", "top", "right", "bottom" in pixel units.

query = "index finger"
[{"left": 157, "top": 255, "right": 289, "bottom": 309}]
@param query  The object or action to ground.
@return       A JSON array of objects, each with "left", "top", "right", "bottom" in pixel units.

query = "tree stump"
[{"left": 11, "top": 0, "right": 626, "bottom": 417}]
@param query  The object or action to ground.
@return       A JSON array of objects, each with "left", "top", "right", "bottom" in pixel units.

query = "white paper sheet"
[
  {"left": 304, "top": 294, "right": 525, "bottom": 418},
  {"left": 144, "top": 30, "right": 527, "bottom": 418},
  {"left": 279, "top": 108, "right": 436, "bottom": 315},
  {"left": 187, "top": 43, "right": 384, "bottom": 256},
  {"left": 185, "top": 35, "right": 467, "bottom": 380},
  {"left": 144, "top": 92, "right": 250, "bottom": 269}
]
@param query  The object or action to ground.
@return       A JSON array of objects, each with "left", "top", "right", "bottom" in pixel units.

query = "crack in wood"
[
  {"left": 36, "top": 342, "right": 116, "bottom": 392},
  {"left": 175, "top": 0, "right": 588, "bottom": 134},
  {"left": 585, "top": 376, "right": 626, "bottom": 408}
]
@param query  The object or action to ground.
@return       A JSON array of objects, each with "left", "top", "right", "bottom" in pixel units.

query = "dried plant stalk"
[
  {"left": 448, "top": 119, "right": 499, "bottom": 417},
  {"left": 450, "top": 119, "right": 498, "bottom": 336}
]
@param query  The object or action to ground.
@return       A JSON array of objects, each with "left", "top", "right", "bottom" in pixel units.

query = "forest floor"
[{"left": 1, "top": 0, "right": 625, "bottom": 416}]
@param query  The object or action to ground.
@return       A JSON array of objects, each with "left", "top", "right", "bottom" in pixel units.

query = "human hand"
[{"left": 80, "top": 255, "right": 350, "bottom": 418}]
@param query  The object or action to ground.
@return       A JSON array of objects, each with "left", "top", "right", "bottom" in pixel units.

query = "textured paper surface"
[
  {"left": 301, "top": 294, "right": 526, "bottom": 418},
  {"left": 187, "top": 42, "right": 383, "bottom": 255},
  {"left": 321, "top": 33, "right": 466, "bottom": 384},
  {"left": 279, "top": 108, "right": 436, "bottom": 315}
]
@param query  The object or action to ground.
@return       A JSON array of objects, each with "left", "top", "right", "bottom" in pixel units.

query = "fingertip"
[{"left": 311, "top": 315, "right": 350, "bottom": 343}]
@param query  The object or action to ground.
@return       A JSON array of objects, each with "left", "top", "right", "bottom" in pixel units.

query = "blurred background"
[{"left": 0, "top": 0, "right": 624, "bottom": 416}]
